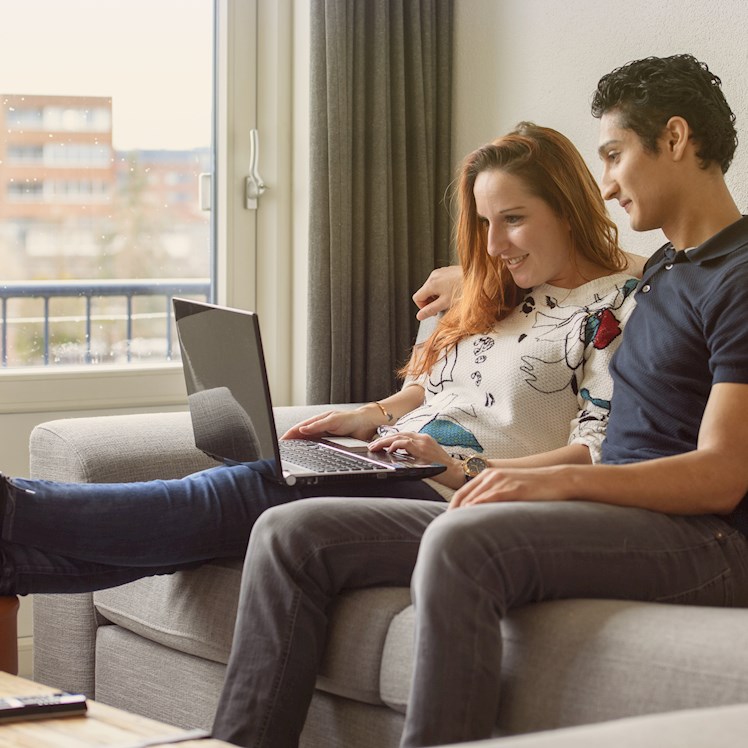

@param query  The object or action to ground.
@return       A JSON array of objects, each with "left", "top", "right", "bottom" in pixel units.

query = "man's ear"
[{"left": 663, "top": 116, "right": 691, "bottom": 162}]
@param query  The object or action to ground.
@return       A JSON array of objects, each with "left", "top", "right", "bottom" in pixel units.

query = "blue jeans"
[
  {"left": 0, "top": 466, "right": 441, "bottom": 595},
  {"left": 211, "top": 497, "right": 748, "bottom": 748}
]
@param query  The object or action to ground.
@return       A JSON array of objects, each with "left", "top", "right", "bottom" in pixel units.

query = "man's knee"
[
  {"left": 417, "top": 505, "right": 516, "bottom": 566},
  {"left": 412, "top": 504, "right": 554, "bottom": 603},
  {"left": 413, "top": 508, "right": 497, "bottom": 592}
]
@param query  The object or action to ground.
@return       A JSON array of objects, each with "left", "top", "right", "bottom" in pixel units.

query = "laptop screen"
[{"left": 173, "top": 298, "right": 280, "bottom": 467}]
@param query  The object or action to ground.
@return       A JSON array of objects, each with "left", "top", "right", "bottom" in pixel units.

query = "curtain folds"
[{"left": 307, "top": 0, "right": 454, "bottom": 404}]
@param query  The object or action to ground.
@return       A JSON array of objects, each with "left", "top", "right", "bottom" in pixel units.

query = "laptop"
[{"left": 173, "top": 298, "right": 446, "bottom": 486}]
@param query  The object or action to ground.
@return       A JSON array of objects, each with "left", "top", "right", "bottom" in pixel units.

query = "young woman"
[
  {"left": 208, "top": 122, "right": 641, "bottom": 748},
  {"left": 0, "top": 123, "right": 636, "bottom": 601}
]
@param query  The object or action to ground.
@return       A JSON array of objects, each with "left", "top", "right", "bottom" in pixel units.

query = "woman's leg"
[
  {"left": 1, "top": 466, "right": 301, "bottom": 565},
  {"left": 211, "top": 496, "right": 446, "bottom": 748},
  {"left": 0, "top": 470, "right": 440, "bottom": 594},
  {"left": 0, "top": 541, "right": 203, "bottom": 595},
  {"left": 401, "top": 501, "right": 748, "bottom": 747}
]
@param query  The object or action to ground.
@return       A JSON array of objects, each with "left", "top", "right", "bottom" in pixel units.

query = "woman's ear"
[{"left": 663, "top": 116, "right": 691, "bottom": 162}]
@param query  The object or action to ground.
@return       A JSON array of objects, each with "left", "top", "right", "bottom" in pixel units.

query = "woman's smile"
[{"left": 504, "top": 254, "right": 529, "bottom": 268}]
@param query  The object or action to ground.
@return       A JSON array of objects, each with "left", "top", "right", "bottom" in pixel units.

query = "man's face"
[{"left": 597, "top": 112, "right": 671, "bottom": 233}]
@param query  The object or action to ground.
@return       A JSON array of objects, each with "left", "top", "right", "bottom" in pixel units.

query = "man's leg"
[
  {"left": 212, "top": 496, "right": 446, "bottom": 748},
  {"left": 401, "top": 501, "right": 748, "bottom": 747}
]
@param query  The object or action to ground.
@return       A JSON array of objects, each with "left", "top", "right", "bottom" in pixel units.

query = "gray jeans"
[{"left": 211, "top": 497, "right": 748, "bottom": 748}]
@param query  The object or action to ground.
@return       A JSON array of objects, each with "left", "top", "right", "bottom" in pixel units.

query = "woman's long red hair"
[{"left": 402, "top": 122, "right": 626, "bottom": 379}]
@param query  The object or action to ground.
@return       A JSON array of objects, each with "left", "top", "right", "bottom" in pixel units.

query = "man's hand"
[
  {"left": 413, "top": 266, "right": 462, "bottom": 320},
  {"left": 449, "top": 466, "right": 570, "bottom": 509}
]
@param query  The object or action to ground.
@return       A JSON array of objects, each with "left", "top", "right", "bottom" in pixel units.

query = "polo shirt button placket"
[{"left": 641, "top": 284, "right": 651, "bottom": 293}]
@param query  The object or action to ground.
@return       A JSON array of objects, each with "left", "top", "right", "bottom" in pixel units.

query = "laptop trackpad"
[{"left": 324, "top": 436, "right": 371, "bottom": 450}]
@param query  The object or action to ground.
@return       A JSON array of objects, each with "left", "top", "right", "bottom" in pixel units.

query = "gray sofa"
[{"left": 29, "top": 408, "right": 748, "bottom": 748}]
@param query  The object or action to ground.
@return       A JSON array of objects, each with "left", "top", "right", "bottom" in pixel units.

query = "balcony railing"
[{"left": 0, "top": 279, "right": 211, "bottom": 367}]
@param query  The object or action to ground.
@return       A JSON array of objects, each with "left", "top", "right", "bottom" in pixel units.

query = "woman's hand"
[
  {"left": 368, "top": 431, "right": 465, "bottom": 489},
  {"left": 282, "top": 408, "right": 381, "bottom": 442},
  {"left": 283, "top": 389, "right": 427, "bottom": 443},
  {"left": 449, "top": 465, "right": 571, "bottom": 509}
]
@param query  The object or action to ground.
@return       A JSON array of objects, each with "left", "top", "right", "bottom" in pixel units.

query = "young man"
[{"left": 211, "top": 54, "right": 748, "bottom": 748}]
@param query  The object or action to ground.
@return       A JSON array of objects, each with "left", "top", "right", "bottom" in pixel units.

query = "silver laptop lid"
[{"left": 173, "top": 298, "right": 284, "bottom": 478}]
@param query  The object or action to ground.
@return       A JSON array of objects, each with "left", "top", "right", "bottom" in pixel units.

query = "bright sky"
[{"left": 0, "top": 0, "right": 213, "bottom": 150}]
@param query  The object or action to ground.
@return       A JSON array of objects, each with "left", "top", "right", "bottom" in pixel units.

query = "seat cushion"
[
  {"left": 316, "top": 588, "right": 412, "bottom": 705},
  {"left": 94, "top": 560, "right": 244, "bottom": 664},
  {"left": 381, "top": 598, "right": 748, "bottom": 733},
  {"left": 94, "top": 565, "right": 413, "bottom": 706}
]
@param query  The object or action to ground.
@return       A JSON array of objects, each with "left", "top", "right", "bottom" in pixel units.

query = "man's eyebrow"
[{"left": 597, "top": 140, "right": 620, "bottom": 158}]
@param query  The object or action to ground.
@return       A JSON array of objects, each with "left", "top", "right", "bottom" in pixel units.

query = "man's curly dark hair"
[{"left": 591, "top": 54, "right": 738, "bottom": 174}]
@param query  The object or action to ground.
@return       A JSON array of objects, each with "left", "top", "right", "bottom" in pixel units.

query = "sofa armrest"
[
  {"left": 28, "top": 412, "right": 215, "bottom": 692},
  {"left": 28, "top": 404, "right": 359, "bottom": 484},
  {"left": 29, "top": 411, "right": 216, "bottom": 483}
]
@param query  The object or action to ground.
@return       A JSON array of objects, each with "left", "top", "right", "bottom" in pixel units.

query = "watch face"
[{"left": 465, "top": 455, "right": 487, "bottom": 478}]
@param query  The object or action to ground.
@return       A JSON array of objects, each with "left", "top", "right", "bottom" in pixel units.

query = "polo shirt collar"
[
  {"left": 677, "top": 214, "right": 748, "bottom": 265},
  {"left": 642, "top": 215, "right": 748, "bottom": 284}
]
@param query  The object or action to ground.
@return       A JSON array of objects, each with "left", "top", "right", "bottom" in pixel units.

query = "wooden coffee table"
[{"left": 0, "top": 671, "right": 234, "bottom": 747}]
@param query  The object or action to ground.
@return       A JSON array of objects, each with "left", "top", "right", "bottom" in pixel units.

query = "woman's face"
[{"left": 473, "top": 169, "right": 581, "bottom": 289}]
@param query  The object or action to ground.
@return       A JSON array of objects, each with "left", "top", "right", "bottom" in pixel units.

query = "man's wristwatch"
[{"left": 461, "top": 454, "right": 489, "bottom": 482}]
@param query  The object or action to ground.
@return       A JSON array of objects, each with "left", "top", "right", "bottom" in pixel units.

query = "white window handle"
[
  {"left": 245, "top": 128, "right": 266, "bottom": 209},
  {"left": 198, "top": 172, "right": 212, "bottom": 211}
]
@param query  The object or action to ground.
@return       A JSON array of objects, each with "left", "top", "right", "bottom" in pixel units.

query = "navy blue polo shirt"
[{"left": 602, "top": 216, "right": 748, "bottom": 530}]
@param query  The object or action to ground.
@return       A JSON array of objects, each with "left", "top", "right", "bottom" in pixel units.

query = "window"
[
  {"left": 0, "top": 0, "right": 300, "bottom": 414},
  {"left": 0, "top": 0, "right": 214, "bottom": 368}
]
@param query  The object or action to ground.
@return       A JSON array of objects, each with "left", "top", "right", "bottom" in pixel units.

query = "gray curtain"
[{"left": 307, "top": 0, "right": 454, "bottom": 404}]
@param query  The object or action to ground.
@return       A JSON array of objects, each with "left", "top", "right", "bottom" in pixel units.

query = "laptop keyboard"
[{"left": 280, "top": 440, "right": 383, "bottom": 473}]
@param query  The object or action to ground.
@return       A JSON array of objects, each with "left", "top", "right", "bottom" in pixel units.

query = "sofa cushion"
[
  {"left": 381, "top": 597, "right": 748, "bottom": 732},
  {"left": 94, "top": 564, "right": 413, "bottom": 707},
  {"left": 497, "top": 599, "right": 748, "bottom": 733},
  {"left": 379, "top": 603, "right": 414, "bottom": 712},
  {"left": 94, "top": 560, "right": 243, "bottom": 664},
  {"left": 317, "top": 587, "right": 412, "bottom": 705}
]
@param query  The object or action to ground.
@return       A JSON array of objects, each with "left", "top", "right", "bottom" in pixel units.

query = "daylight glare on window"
[{"left": 0, "top": 0, "right": 213, "bottom": 367}]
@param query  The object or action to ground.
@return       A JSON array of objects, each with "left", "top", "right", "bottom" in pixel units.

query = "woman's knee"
[
  {"left": 247, "top": 497, "right": 369, "bottom": 567},
  {"left": 246, "top": 500, "right": 323, "bottom": 568}
]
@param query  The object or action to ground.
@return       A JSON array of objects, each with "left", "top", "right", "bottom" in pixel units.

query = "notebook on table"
[{"left": 173, "top": 298, "right": 446, "bottom": 486}]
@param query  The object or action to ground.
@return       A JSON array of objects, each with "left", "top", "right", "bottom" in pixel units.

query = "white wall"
[{"left": 452, "top": 0, "right": 748, "bottom": 257}]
